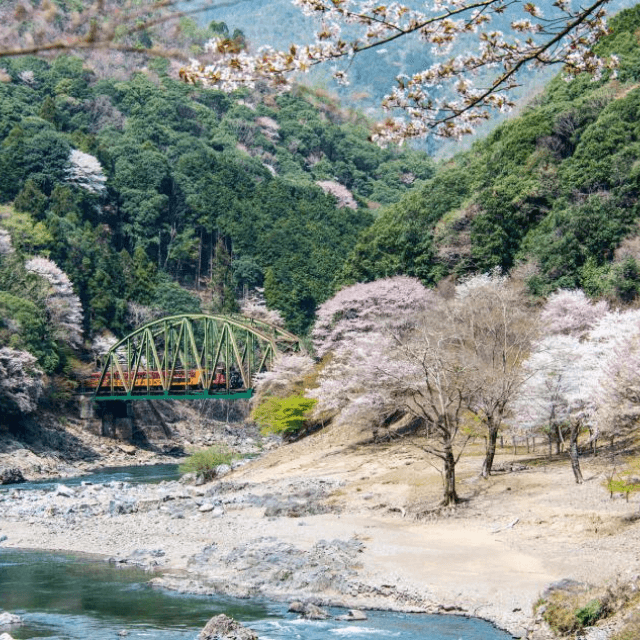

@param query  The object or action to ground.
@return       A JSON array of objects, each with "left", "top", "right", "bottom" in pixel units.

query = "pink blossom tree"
[
  {"left": 309, "top": 276, "right": 435, "bottom": 429},
  {"left": 312, "top": 275, "right": 436, "bottom": 358},
  {"left": 361, "top": 302, "right": 478, "bottom": 506},
  {"left": 253, "top": 353, "right": 316, "bottom": 400},
  {"left": 240, "top": 291, "right": 285, "bottom": 328}
]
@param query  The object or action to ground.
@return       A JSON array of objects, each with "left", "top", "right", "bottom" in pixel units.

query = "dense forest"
[{"left": 0, "top": 45, "right": 432, "bottom": 401}]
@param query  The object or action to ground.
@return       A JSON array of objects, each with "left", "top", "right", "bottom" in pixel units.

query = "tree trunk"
[
  {"left": 569, "top": 422, "right": 583, "bottom": 484},
  {"left": 441, "top": 446, "right": 459, "bottom": 506},
  {"left": 481, "top": 421, "right": 499, "bottom": 478}
]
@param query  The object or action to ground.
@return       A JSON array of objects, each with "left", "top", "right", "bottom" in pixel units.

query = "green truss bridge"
[{"left": 87, "top": 314, "right": 302, "bottom": 402}]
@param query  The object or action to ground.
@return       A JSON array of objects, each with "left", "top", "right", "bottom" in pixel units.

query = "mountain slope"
[{"left": 341, "top": 4, "right": 640, "bottom": 302}]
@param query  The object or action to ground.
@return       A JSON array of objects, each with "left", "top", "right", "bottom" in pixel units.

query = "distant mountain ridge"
[{"left": 196, "top": 0, "right": 640, "bottom": 153}]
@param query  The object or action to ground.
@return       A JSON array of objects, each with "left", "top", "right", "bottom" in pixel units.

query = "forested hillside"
[
  {"left": 0, "top": 51, "right": 433, "bottom": 395},
  {"left": 342, "top": 5, "right": 640, "bottom": 302}
]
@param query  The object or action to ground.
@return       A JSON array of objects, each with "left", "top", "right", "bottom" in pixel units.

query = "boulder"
[
  {"left": 287, "top": 602, "right": 330, "bottom": 620},
  {"left": 0, "top": 633, "right": 15, "bottom": 640},
  {"left": 117, "top": 443, "right": 136, "bottom": 455},
  {"left": 198, "top": 614, "right": 257, "bottom": 640},
  {"left": 179, "top": 472, "right": 197, "bottom": 485},
  {"left": 0, "top": 468, "right": 24, "bottom": 485},
  {"left": 336, "top": 609, "right": 368, "bottom": 621},
  {"left": 0, "top": 612, "right": 22, "bottom": 626},
  {"left": 215, "top": 464, "right": 231, "bottom": 479}
]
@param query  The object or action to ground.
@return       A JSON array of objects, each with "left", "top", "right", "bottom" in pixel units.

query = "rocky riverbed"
[{"left": 2, "top": 407, "right": 640, "bottom": 639}]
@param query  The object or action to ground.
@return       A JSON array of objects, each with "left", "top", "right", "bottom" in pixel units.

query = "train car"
[{"left": 87, "top": 368, "right": 242, "bottom": 395}]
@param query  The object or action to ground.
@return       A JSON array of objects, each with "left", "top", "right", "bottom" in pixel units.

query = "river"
[{"left": 0, "top": 465, "right": 514, "bottom": 639}]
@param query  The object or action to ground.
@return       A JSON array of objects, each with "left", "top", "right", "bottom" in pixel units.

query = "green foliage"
[
  {"left": 251, "top": 394, "right": 317, "bottom": 436},
  {"left": 1, "top": 207, "right": 53, "bottom": 256},
  {"left": 151, "top": 275, "right": 201, "bottom": 316},
  {"left": 0, "top": 289, "right": 59, "bottom": 373},
  {"left": 0, "top": 56, "right": 420, "bottom": 341},
  {"left": 178, "top": 445, "right": 237, "bottom": 479},
  {"left": 342, "top": 3, "right": 640, "bottom": 304},
  {"left": 542, "top": 592, "right": 606, "bottom": 635},
  {"left": 575, "top": 600, "right": 605, "bottom": 627},
  {"left": 604, "top": 460, "right": 640, "bottom": 501}
]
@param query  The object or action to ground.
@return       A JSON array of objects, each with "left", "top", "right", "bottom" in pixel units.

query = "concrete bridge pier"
[{"left": 99, "top": 400, "right": 134, "bottom": 440}]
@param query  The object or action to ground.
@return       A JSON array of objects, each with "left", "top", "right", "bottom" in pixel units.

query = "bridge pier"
[{"left": 98, "top": 400, "right": 134, "bottom": 440}]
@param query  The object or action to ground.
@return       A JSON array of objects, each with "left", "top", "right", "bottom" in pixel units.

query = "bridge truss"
[{"left": 90, "top": 314, "right": 302, "bottom": 401}]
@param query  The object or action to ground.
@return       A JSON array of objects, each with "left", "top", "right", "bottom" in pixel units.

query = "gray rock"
[
  {"left": 300, "top": 603, "right": 330, "bottom": 620},
  {"left": 199, "top": 503, "right": 215, "bottom": 512},
  {"left": 0, "top": 468, "right": 24, "bottom": 485},
  {"left": 215, "top": 464, "right": 231, "bottom": 478},
  {"left": 55, "top": 485, "right": 74, "bottom": 497},
  {"left": 288, "top": 601, "right": 305, "bottom": 613},
  {"left": 198, "top": 614, "right": 257, "bottom": 640},
  {"left": 0, "top": 612, "right": 22, "bottom": 626},
  {"left": 336, "top": 609, "right": 368, "bottom": 621}
]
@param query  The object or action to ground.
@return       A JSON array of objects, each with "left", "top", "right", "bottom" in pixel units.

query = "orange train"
[{"left": 87, "top": 369, "right": 228, "bottom": 391}]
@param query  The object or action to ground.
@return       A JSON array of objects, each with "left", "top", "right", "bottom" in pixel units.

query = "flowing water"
[
  {"left": 0, "top": 463, "right": 182, "bottom": 493},
  {"left": 0, "top": 465, "right": 514, "bottom": 639}
]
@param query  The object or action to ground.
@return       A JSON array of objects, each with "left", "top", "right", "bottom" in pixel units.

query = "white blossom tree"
[
  {"left": 590, "top": 310, "right": 640, "bottom": 446},
  {"left": 539, "top": 288, "right": 608, "bottom": 337},
  {"left": 454, "top": 270, "right": 538, "bottom": 477},
  {"left": 0, "top": 347, "right": 43, "bottom": 416},
  {"left": 25, "top": 257, "right": 83, "bottom": 349},
  {"left": 512, "top": 333, "right": 589, "bottom": 482},
  {"left": 182, "top": 0, "right": 618, "bottom": 142},
  {"left": 512, "top": 297, "right": 636, "bottom": 483},
  {"left": 66, "top": 149, "right": 107, "bottom": 194}
]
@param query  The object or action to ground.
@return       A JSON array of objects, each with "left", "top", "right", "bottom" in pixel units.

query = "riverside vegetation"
[{"left": 6, "top": 3, "right": 640, "bottom": 640}]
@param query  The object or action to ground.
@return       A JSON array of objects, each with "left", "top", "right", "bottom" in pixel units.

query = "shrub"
[
  {"left": 179, "top": 445, "right": 237, "bottom": 480},
  {"left": 575, "top": 599, "right": 605, "bottom": 627},
  {"left": 542, "top": 592, "right": 606, "bottom": 634},
  {"left": 251, "top": 394, "right": 317, "bottom": 437}
]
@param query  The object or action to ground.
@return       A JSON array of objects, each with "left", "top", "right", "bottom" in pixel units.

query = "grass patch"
[
  {"left": 179, "top": 445, "right": 238, "bottom": 480},
  {"left": 541, "top": 591, "right": 607, "bottom": 635}
]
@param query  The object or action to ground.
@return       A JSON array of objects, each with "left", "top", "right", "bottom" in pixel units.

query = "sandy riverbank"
[{"left": 1, "top": 422, "right": 639, "bottom": 639}]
